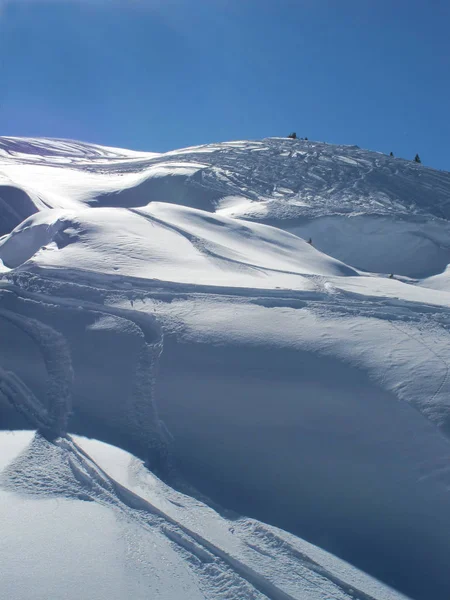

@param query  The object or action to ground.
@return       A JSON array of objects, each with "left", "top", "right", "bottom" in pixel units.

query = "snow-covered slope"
[
  {"left": 420, "top": 266, "right": 450, "bottom": 292},
  {"left": 1, "top": 136, "right": 450, "bottom": 600},
  {"left": 1, "top": 136, "right": 450, "bottom": 276},
  {"left": 0, "top": 431, "right": 409, "bottom": 600},
  {"left": 0, "top": 203, "right": 355, "bottom": 287}
]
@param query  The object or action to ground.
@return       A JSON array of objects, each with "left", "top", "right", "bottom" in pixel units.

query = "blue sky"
[{"left": 0, "top": 0, "right": 448, "bottom": 170}]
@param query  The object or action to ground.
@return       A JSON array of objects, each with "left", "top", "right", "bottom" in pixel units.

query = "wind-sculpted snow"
[
  {"left": 0, "top": 185, "right": 40, "bottom": 236},
  {"left": 1, "top": 136, "right": 450, "bottom": 275},
  {"left": 0, "top": 307, "right": 72, "bottom": 438},
  {"left": 0, "top": 431, "right": 409, "bottom": 600},
  {"left": 0, "top": 285, "right": 168, "bottom": 471},
  {"left": 0, "top": 204, "right": 356, "bottom": 287},
  {"left": 0, "top": 136, "right": 158, "bottom": 161},
  {"left": 420, "top": 266, "right": 450, "bottom": 292},
  {"left": 1, "top": 136, "right": 450, "bottom": 600},
  {"left": 2, "top": 260, "right": 450, "bottom": 598}
]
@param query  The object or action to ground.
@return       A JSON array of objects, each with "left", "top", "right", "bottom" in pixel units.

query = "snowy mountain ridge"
[
  {"left": 1, "top": 136, "right": 450, "bottom": 278},
  {"left": 2, "top": 135, "right": 449, "bottom": 218},
  {"left": 1, "top": 136, "right": 450, "bottom": 600}
]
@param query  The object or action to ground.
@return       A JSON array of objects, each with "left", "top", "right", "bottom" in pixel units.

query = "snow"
[
  {"left": 285, "top": 214, "right": 450, "bottom": 279},
  {"left": 0, "top": 203, "right": 355, "bottom": 290},
  {"left": 420, "top": 265, "right": 450, "bottom": 292},
  {"left": 0, "top": 431, "right": 409, "bottom": 600},
  {"left": 0, "top": 433, "right": 205, "bottom": 600},
  {"left": 1, "top": 135, "right": 450, "bottom": 600},
  {"left": 1, "top": 136, "right": 450, "bottom": 276}
]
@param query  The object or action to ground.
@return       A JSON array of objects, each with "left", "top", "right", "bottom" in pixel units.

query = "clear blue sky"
[{"left": 0, "top": 0, "right": 449, "bottom": 170}]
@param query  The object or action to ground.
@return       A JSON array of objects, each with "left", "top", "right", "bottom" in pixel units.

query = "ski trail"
[
  {"left": 0, "top": 307, "right": 73, "bottom": 437},
  {"left": 63, "top": 436, "right": 375, "bottom": 600},
  {"left": 62, "top": 437, "right": 297, "bottom": 600},
  {"left": 0, "top": 285, "right": 169, "bottom": 471},
  {"left": 239, "top": 523, "right": 381, "bottom": 600},
  {"left": 387, "top": 319, "right": 449, "bottom": 409}
]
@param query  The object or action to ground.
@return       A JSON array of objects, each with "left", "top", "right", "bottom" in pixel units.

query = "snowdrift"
[
  {"left": 1, "top": 136, "right": 450, "bottom": 276},
  {"left": 0, "top": 202, "right": 356, "bottom": 286},
  {"left": 2, "top": 262, "right": 450, "bottom": 598},
  {"left": 420, "top": 266, "right": 450, "bottom": 292},
  {"left": 0, "top": 431, "right": 409, "bottom": 600},
  {"left": 2, "top": 135, "right": 450, "bottom": 600},
  {"left": 0, "top": 184, "right": 42, "bottom": 236}
]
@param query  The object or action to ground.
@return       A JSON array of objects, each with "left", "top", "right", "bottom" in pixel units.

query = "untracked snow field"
[{"left": 1, "top": 136, "right": 450, "bottom": 600}]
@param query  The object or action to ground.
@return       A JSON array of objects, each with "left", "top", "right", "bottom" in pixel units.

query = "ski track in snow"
[
  {"left": 0, "top": 281, "right": 168, "bottom": 471},
  {"left": 386, "top": 319, "right": 450, "bottom": 413},
  {"left": 1, "top": 136, "right": 449, "bottom": 222},
  {"left": 1, "top": 268, "right": 446, "bottom": 598},
  {"left": 2, "top": 136, "right": 450, "bottom": 279},
  {"left": 2, "top": 136, "right": 450, "bottom": 599},
  {"left": 2, "top": 265, "right": 450, "bottom": 439},
  {"left": 0, "top": 307, "right": 73, "bottom": 437},
  {"left": 1, "top": 430, "right": 393, "bottom": 600}
]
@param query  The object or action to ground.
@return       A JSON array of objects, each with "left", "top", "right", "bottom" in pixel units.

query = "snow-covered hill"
[
  {"left": 1, "top": 136, "right": 450, "bottom": 600},
  {"left": 1, "top": 430, "right": 410, "bottom": 600},
  {"left": 1, "top": 136, "right": 450, "bottom": 276}
]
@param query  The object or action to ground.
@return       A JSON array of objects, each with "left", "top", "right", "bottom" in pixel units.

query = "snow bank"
[
  {"left": 0, "top": 287, "right": 166, "bottom": 468},
  {"left": 0, "top": 431, "right": 409, "bottom": 600},
  {"left": 285, "top": 214, "right": 450, "bottom": 278},
  {"left": 420, "top": 265, "right": 450, "bottom": 292},
  {"left": 0, "top": 306, "right": 72, "bottom": 437},
  {"left": 0, "top": 184, "right": 41, "bottom": 236},
  {"left": 0, "top": 203, "right": 356, "bottom": 288},
  {"left": 2, "top": 269, "right": 449, "bottom": 597},
  {"left": 150, "top": 296, "right": 450, "bottom": 600},
  {"left": 2, "top": 135, "right": 450, "bottom": 276},
  {"left": 0, "top": 136, "right": 158, "bottom": 160},
  {"left": 0, "top": 209, "right": 70, "bottom": 268},
  {"left": 2, "top": 135, "right": 450, "bottom": 600}
]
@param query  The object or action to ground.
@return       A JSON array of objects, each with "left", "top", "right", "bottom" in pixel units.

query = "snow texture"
[
  {"left": 1, "top": 136, "right": 450, "bottom": 600},
  {"left": 0, "top": 431, "right": 409, "bottom": 600}
]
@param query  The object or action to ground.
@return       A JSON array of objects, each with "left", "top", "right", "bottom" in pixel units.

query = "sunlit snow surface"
[
  {"left": 0, "top": 431, "right": 409, "bottom": 600},
  {"left": 1, "top": 136, "right": 450, "bottom": 276},
  {"left": 1, "top": 137, "right": 450, "bottom": 600}
]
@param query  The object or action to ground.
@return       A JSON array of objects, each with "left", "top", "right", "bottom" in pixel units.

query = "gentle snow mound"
[
  {"left": 0, "top": 202, "right": 356, "bottom": 288},
  {"left": 0, "top": 431, "right": 410, "bottom": 600},
  {"left": 1, "top": 135, "right": 450, "bottom": 276}
]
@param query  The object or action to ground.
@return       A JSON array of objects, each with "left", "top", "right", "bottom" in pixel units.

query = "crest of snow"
[
  {"left": 0, "top": 202, "right": 356, "bottom": 288},
  {"left": 1, "top": 135, "right": 450, "bottom": 276},
  {"left": 0, "top": 431, "right": 409, "bottom": 600},
  {"left": 2, "top": 135, "right": 450, "bottom": 599}
]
